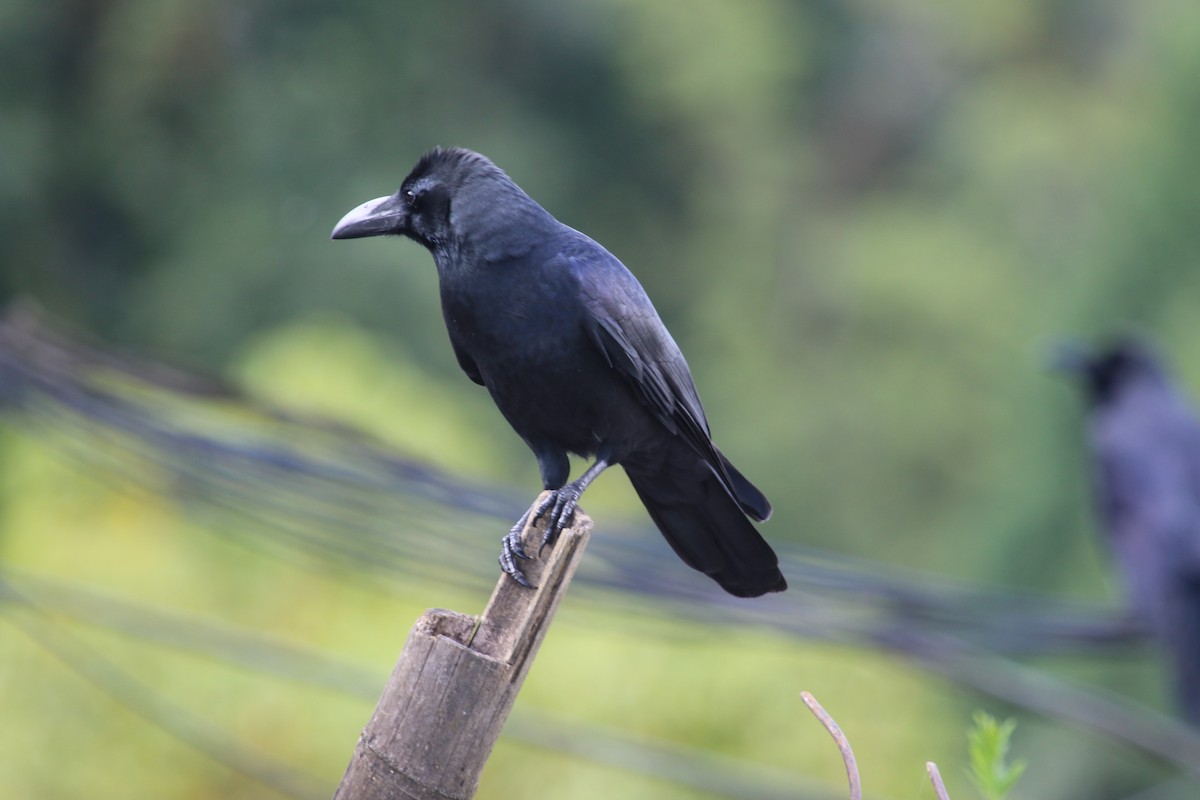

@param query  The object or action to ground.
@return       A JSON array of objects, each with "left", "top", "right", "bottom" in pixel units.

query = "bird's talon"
[
  {"left": 499, "top": 539, "right": 535, "bottom": 588},
  {"left": 529, "top": 493, "right": 556, "bottom": 526},
  {"left": 503, "top": 528, "right": 530, "bottom": 561},
  {"left": 511, "top": 567, "right": 534, "bottom": 589},
  {"left": 538, "top": 493, "right": 579, "bottom": 554}
]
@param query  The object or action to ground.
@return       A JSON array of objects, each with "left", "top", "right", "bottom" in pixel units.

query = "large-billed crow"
[
  {"left": 1058, "top": 337, "right": 1200, "bottom": 723},
  {"left": 331, "top": 148, "right": 785, "bottom": 597}
]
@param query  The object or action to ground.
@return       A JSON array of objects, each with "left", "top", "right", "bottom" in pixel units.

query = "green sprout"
[{"left": 966, "top": 712, "right": 1027, "bottom": 800}]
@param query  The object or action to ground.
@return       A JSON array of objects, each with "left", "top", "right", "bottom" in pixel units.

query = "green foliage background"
[{"left": 2, "top": 0, "right": 1199, "bottom": 797}]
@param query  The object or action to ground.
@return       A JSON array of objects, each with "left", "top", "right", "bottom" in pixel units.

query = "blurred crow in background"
[
  {"left": 1058, "top": 337, "right": 1200, "bottom": 724},
  {"left": 331, "top": 147, "right": 785, "bottom": 597}
]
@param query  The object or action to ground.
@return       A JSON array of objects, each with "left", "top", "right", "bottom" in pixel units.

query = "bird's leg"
[
  {"left": 497, "top": 457, "right": 611, "bottom": 589},
  {"left": 534, "top": 457, "right": 610, "bottom": 553}
]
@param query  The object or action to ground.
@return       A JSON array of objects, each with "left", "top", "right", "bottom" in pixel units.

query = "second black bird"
[
  {"left": 1058, "top": 337, "right": 1200, "bottom": 724},
  {"left": 332, "top": 147, "right": 786, "bottom": 597}
]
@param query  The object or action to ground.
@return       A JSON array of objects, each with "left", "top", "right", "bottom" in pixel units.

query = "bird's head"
[
  {"left": 1052, "top": 335, "right": 1166, "bottom": 406},
  {"left": 331, "top": 147, "right": 543, "bottom": 254},
  {"left": 330, "top": 148, "right": 466, "bottom": 247}
]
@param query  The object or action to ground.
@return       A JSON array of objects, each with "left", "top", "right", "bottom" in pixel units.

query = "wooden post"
[{"left": 333, "top": 499, "right": 593, "bottom": 800}]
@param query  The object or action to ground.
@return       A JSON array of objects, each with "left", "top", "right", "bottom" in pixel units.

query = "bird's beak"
[
  {"left": 1047, "top": 339, "right": 1091, "bottom": 375},
  {"left": 330, "top": 194, "right": 407, "bottom": 240}
]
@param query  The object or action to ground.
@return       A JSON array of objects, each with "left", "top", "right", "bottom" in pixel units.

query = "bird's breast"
[{"left": 436, "top": 256, "right": 660, "bottom": 458}]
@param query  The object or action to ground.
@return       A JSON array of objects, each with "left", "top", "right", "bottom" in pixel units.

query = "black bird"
[
  {"left": 1057, "top": 337, "right": 1200, "bottom": 723},
  {"left": 331, "top": 147, "right": 785, "bottom": 597}
]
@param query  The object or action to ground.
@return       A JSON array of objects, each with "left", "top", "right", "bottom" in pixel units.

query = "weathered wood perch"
[{"left": 333, "top": 499, "right": 593, "bottom": 800}]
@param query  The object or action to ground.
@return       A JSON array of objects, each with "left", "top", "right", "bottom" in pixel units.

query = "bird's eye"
[{"left": 404, "top": 189, "right": 419, "bottom": 207}]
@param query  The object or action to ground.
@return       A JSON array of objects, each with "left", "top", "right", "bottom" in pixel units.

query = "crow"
[
  {"left": 331, "top": 147, "right": 786, "bottom": 597},
  {"left": 1057, "top": 337, "right": 1200, "bottom": 723}
]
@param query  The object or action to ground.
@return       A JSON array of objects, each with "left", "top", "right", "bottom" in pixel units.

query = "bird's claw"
[
  {"left": 533, "top": 487, "right": 581, "bottom": 554},
  {"left": 504, "top": 523, "right": 531, "bottom": 561},
  {"left": 499, "top": 528, "right": 535, "bottom": 588},
  {"left": 498, "top": 509, "right": 536, "bottom": 587},
  {"left": 498, "top": 486, "right": 583, "bottom": 589}
]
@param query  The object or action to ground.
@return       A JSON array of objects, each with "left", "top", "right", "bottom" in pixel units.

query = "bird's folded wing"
[{"left": 570, "top": 249, "right": 722, "bottom": 467}]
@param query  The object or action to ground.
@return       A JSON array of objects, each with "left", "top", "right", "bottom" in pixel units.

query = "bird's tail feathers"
[
  {"left": 627, "top": 466, "right": 785, "bottom": 598},
  {"left": 718, "top": 451, "right": 772, "bottom": 521}
]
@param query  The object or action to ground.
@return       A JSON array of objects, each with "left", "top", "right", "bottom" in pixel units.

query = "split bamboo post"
[{"left": 333, "top": 498, "right": 593, "bottom": 800}]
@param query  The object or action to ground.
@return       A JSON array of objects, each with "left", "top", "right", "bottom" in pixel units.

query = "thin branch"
[
  {"left": 926, "top": 762, "right": 951, "bottom": 800},
  {"left": 801, "top": 691, "right": 862, "bottom": 800}
]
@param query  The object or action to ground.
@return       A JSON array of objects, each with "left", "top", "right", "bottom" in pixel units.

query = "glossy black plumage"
[
  {"left": 332, "top": 147, "right": 785, "bottom": 597},
  {"left": 1059, "top": 338, "right": 1200, "bottom": 723}
]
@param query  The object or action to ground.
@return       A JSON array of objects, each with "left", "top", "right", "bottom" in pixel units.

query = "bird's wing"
[
  {"left": 1095, "top": 399, "right": 1200, "bottom": 583},
  {"left": 569, "top": 247, "right": 714, "bottom": 453},
  {"left": 564, "top": 242, "right": 773, "bottom": 520},
  {"left": 1092, "top": 437, "right": 1171, "bottom": 620},
  {"left": 1093, "top": 441, "right": 1146, "bottom": 541},
  {"left": 593, "top": 306, "right": 714, "bottom": 448}
]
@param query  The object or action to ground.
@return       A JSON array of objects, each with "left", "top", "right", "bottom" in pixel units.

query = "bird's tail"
[
  {"left": 719, "top": 452, "right": 772, "bottom": 522},
  {"left": 626, "top": 460, "right": 786, "bottom": 598}
]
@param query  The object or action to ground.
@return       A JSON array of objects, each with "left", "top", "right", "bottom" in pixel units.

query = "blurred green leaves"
[{"left": 233, "top": 315, "right": 516, "bottom": 479}]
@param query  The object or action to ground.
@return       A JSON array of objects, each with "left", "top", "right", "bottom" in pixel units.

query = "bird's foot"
[
  {"left": 497, "top": 485, "right": 585, "bottom": 589},
  {"left": 498, "top": 507, "right": 535, "bottom": 588},
  {"left": 532, "top": 483, "right": 584, "bottom": 554}
]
